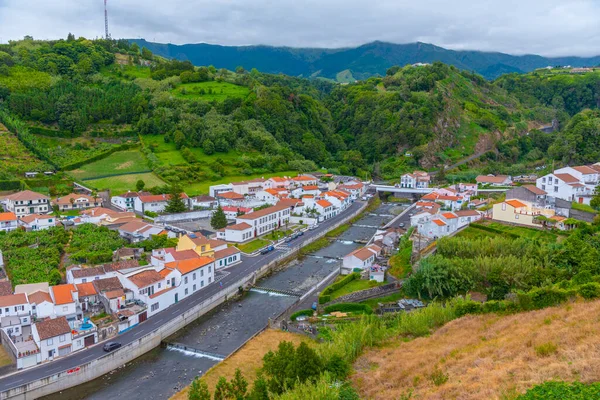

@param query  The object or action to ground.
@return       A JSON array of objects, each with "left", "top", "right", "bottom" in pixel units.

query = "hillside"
[
  {"left": 352, "top": 299, "right": 600, "bottom": 399},
  {"left": 131, "top": 39, "right": 600, "bottom": 81}
]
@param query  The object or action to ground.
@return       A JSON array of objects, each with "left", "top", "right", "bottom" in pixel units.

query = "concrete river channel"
[{"left": 43, "top": 203, "right": 401, "bottom": 400}]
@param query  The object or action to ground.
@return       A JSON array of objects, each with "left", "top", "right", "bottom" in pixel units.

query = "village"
[{"left": 0, "top": 160, "right": 598, "bottom": 373}]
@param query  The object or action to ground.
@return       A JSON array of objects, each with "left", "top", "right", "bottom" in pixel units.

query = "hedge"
[
  {"left": 323, "top": 303, "right": 373, "bottom": 315},
  {"left": 469, "top": 223, "right": 520, "bottom": 239},
  {"left": 290, "top": 309, "right": 314, "bottom": 321},
  {"left": 29, "top": 126, "right": 78, "bottom": 138},
  {"left": 319, "top": 272, "right": 360, "bottom": 304},
  {"left": 0, "top": 180, "right": 24, "bottom": 191}
]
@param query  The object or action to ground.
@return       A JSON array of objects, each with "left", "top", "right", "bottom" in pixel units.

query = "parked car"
[
  {"left": 103, "top": 342, "right": 121, "bottom": 352},
  {"left": 399, "top": 222, "right": 405, "bottom": 228},
  {"left": 297, "top": 231, "right": 304, "bottom": 236},
  {"left": 309, "top": 224, "right": 318, "bottom": 230},
  {"left": 260, "top": 245, "right": 275, "bottom": 255},
  {"left": 311, "top": 301, "right": 318, "bottom": 310}
]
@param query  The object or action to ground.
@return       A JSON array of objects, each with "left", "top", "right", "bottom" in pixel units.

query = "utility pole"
[{"left": 104, "top": 0, "right": 110, "bottom": 40}]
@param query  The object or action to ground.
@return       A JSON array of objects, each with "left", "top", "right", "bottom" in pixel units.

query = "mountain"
[{"left": 130, "top": 39, "right": 600, "bottom": 80}]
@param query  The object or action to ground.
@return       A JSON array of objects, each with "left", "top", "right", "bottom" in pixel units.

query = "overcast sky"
[{"left": 1, "top": 0, "right": 600, "bottom": 57}]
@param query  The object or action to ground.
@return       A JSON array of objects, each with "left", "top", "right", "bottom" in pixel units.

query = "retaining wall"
[{"left": 1, "top": 200, "right": 368, "bottom": 400}]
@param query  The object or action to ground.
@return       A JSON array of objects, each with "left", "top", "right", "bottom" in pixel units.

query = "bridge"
[{"left": 372, "top": 185, "right": 434, "bottom": 195}]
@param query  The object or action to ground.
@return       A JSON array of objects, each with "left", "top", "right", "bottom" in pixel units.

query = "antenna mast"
[{"left": 104, "top": 0, "right": 110, "bottom": 39}]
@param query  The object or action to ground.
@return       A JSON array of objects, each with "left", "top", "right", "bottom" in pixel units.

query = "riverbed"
[{"left": 43, "top": 202, "right": 400, "bottom": 400}]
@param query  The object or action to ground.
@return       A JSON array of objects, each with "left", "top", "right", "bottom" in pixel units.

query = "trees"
[
  {"left": 211, "top": 206, "right": 228, "bottom": 230},
  {"left": 136, "top": 179, "right": 145, "bottom": 192},
  {"left": 213, "top": 377, "right": 231, "bottom": 400},
  {"left": 591, "top": 186, "right": 600, "bottom": 210},
  {"left": 229, "top": 369, "right": 249, "bottom": 400},
  {"left": 164, "top": 185, "right": 188, "bottom": 214},
  {"left": 188, "top": 378, "right": 211, "bottom": 400},
  {"left": 262, "top": 341, "right": 323, "bottom": 394}
]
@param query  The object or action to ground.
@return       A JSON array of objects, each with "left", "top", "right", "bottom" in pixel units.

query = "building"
[
  {"left": 337, "top": 182, "right": 366, "bottom": 199},
  {"left": 216, "top": 222, "right": 254, "bottom": 243},
  {"left": 32, "top": 317, "right": 72, "bottom": 362},
  {"left": 235, "top": 204, "right": 291, "bottom": 238},
  {"left": 230, "top": 178, "right": 265, "bottom": 196},
  {"left": 421, "top": 192, "right": 464, "bottom": 211},
  {"left": 75, "top": 282, "right": 100, "bottom": 314},
  {"left": 190, "top": 195, "right": 217, "bottom": 209},
  {"left": 214, "top": 247, "right": 242, "bottom": 269},
  {"left": 221, "top": 206, "right": 253, "bottom": 219},
  {"left": 28, "top": 291, "right": 54, "bottom": 319},
  {"left": 322, "top": 190, "right": 351, "bottom": 211},
  {"left": 111, "top": 191, "right": 151, "bottom": 212},
  {"left": 176, "top": 234, "right": 228, "bottom": 257},
  {"left": 18, "top": 214, "right": 56, "bottom": 231},
  {"left": 209, "top": 184, "right": 233, "bottom": 198},
  {"left": 0, "top": 294, "right": 32, "bottom": 330},
  {"left": 290, "top": 185, "right": 320, "bottom": 198},
  {"left": 133, "top": 193, "right": 190, "bottom": 214},
  {"left": 342, "top": 245, "right": 382, "bottom": 275},
  {"left": 166, "top": 257, "right": 215, "bottom": 300},
  {"left": 492, "top": 199, "right": 555, "bottom": 228},
  {"left": 313, "top": 199, "right": 337, "bottom": 221},
  {"left": 1, "top": 190, "right": 51, "bottom": 218},
  {"left": 79, "top": 207, "right": 137, "bottom": 226},
  {"left": 505, "top": 185, "right": 548, "bottom": 206},
  {"left": 53, "top": 194, "right": 102, "bottom": 211},
  {"left": 0, "top": 212, "right": 18, "bottom": 232},
  {"left": 264, "top": 176, "right": 291, "bottom": 189},
  {"left": 475, "top": 175, "right": 512, "bottom": 186},
  {"left": 256, "top": 188, "right": 289, "bottom": 204},
  {"left": 291, "top": 175, "right": 318, "bottom": 187},
  {"left": 118, "top": 220, "right": 173, "bottom": 243},
  {"left": 400, "top": 171, "right": 431, "bottom": 189},
  {"left": 536, "top": 172, "right": 591, "bottom": 205},
  {"left": 50, "top": 284, "right": 81, "bottom": 321},
  {"left": 215, "top": 191, "right": 246, "bottom": 205}
]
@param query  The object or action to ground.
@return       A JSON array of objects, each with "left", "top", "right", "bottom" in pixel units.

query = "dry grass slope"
[
  {"left": 352, "top": 299, "right": 600, "bottom": 399},
  {"left": 170, "top": 329, "right": 309, "bottom": 400}
]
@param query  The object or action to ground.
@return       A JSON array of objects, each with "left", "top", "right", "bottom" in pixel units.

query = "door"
[
  {"left": 84, "top": 335, "right": 95, "bottom": 347},
  {"left": 139, "top": 311, "right": 147, "bottom": 323},
  {"left": 175, "top": 293, "right": 179, "bottom": 303},
  {"left": 579, "top": 197, "right": 584, "bottom": 204}
]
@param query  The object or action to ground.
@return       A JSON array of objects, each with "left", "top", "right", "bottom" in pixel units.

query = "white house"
[
  {"left": 0, "top": 294, "right": 32, "bottom": 331},
  {"left": 111, "top": 191, "right": 150, "bottom": 212},
  {"left": 235, "top": 203, "right": 291, "bottom": 238},
  {"left": 554, "top": 165, "right": 599, "bottom": 185},
  {"left": 214, "top": 247, "right": 242, "bottom": 269},
  {"left": 209, "top": 184, "right": 233, "bottom": 198},
  {"left": 67, "top": 265, "right": 107, "bottom": 285},
  {"left": 190, "top": 195, "right": 217, "bottom": 209},
  {"left": 314, "top": 199, "right": 337, "bottom": 221},
  {"left": 536, "top": 172, "right": 592, "bottom": 205},
  {"left": 28, "top": 291, "right": 55, "bottom": 319},
  {"left": 0, "top": 212, "right": 18, "bottom": 232},
  {"left": 1, "top": 190, "right": 51, "bottom": 218},
  {"left": 133, "top": 193, "right": 191, "bottom": 214},
  {"left": 341, "top": 245, "right": 382, "bottom": 275},
  {"left": 18, "top": 214, "right": 56, "bottom": 231},
  {"left": 337, "top": 182, "right": 365, "bottom": 199},
  {"left": 215, "top": 191, "right": 246, "bottom": 206},
  {"left": 120, "top": 269, "right": 168, "bottom": 316},
  {"left": 290, "top": 185, "right": 320, "bottom": 198},
  {"left": 118, "top": 220, "right": 173, "bottom": 243},
  {"left": 291, "top": 175, "right": 318, "bottom": 187},
  {"left": 400, "top": 171, "right": 431, "bottom": 188},
  {"left": 50, "top": 284, "right": 80, "bottom": 321},
  {"left": 256, "top": 188, "right": 288, "bottom": 204},
  {"left": 216, "top": 222, "right": 254, "bottom": 243},
  {"left": 421, "top": 192, "right": 464, "bottom": 211},
  {"left": 166, "top": 257, "right": 215, "bottom": 300},
  {"left": 230, "top": 178, "right": 265, "bottom": 196},
  {"left": 53, "top": 193, "right": 102, "bottom": 211},
  {"left": 32, "top": 317, "right": 73, "bottom": 362},
  {"left": 264, "top": 176, "right": 291, "bottom": 189},
  {"left": 322, "top": 190, "right": 351, "bottom": 210}
]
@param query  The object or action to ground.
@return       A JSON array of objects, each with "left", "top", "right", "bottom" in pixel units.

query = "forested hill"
[
  {"left": 1, "top": 36, "right": 599, "bottom": 191},
  {"left": 130, "top": 39, "right": 600, "bottom": 81}
]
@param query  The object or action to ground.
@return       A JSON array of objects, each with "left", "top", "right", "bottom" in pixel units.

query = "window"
[
  {"left": 82, "top": 278, "right": 87, "bottom": 283},
  {"left": 209, "top": 277, "right": 212, "bottom": 283},
  {"left": 59, "top": 334, "right": 65, "bottom": 343},
  {"left": 201, "top": 269, "right": 204, "bottom": 277},
  {"left": 542, "top": 177, "right": 546, "bottom": 183},
  {"left": 47, "top": 338, "right": 53, "bottom": 345},
  {"left": 209, "top": 266, "right": 212, "bottom": 273},
  {"left": 193, "top": 273, "right": 196, "bottom": 280},
  {"left": 554, "top": 186, "right": 559, "bottom": 193},
  {"left": 201, "top": 280, "right": 204, "bottom": 287},
  {"left": 515, "top": 214, "right": 519, "bottom": 219},
  {"left": 151, "top": 303, "right": 159, "bottom": 312},
  {"left": 554, "top": 178, "right": 558, "bottom": 184},
  {"left": 542, "top": 184, "right": 546, "bottom": 190},
  {"left": 185, "top": 288, "right": 188, "bottom": 295},
  {"left": 184, "top": 277, "right": 188, "bottom": 284},
  {"left": 501, "top": 203, "right": 506, "bottom": 211},
  {"left": 77, "top": 339, "right": 82, "bottom": 347},
  {"left": 158, "top": 282, "right": 161, "bottom": 289},
  {"left": 193, "top": 284, "right": 196, "bottom": 291},
  {"left": 62, "top": 306, "right": 68, "bottom": 312}
]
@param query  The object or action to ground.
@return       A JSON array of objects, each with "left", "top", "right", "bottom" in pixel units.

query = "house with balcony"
[
  {"left": 492, "top": 199, "right": 555, "bottom": 228},
  {"left": 0, "top": 212, "right": 18, "bottom": 232},
  {"left": 400, "top": 171, "right": 431, "bottom": 188},
  {"left": 28, "top": 291, "right": 55, "bottom": 319},
  {"left": 536, "top": 172, "right": 593, "bottom": 205},
  {"left": 53, "top": 194, "right": 102, "bottom": 211},
  {"left": 1, "top": 190, "right": 51, "bottom": 218},
  {"left": 18, "top": 214, "right": 56, "bottom": 231},
  {"left": 31, "top": 317, "right": 73, "bottom": 363},
  {"left": 50, "top": 284, "right": 81, "bottom": 322},
  {"left": 264, "top": 176, "right": 291, "bottom": 189},
  {"left": 341, "top": 245, "right": 382, "bottom": 275}
]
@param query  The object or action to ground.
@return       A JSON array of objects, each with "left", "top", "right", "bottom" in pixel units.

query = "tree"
[
  {"left": 203, "top": 138, "right": 215, "bottom": 155},
  {"left": 247, "top": 372, "right": 270, "bottom": 400},
  {"left": 141, "top": 47, "right": 153, "bottom": 60},
  {"left": 229, "top": 369, "right": 248, "bottom": 400},
  {"left": 131, "top": 42, "right": 140, "bottom": 54},
  {"left": 136, "top": 179, "right": 146, "bottom": 192},
  {"left": 213, "top": 377, "right": 232, "bottom": 400},
  {"left": 591, "top": 186, "right": 600, "bottom": 210},
  {"left": 164, "top": 185, "right": 187, "bottom": 214},
  {"left": 211, "top": 206, "right": 228, "bottom": 230},
  {"left": 188, "top": 377, "right": 211, "bottom": 400}
]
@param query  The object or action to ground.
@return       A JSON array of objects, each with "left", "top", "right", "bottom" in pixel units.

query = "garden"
[{"left": 0, "top": 123, "right": 51, "bottom": 180}]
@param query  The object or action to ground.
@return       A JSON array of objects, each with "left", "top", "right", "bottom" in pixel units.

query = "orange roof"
[
  {"left": 316, "top": 199, "right": 332, "bottom": 208},
  {"left": 20, "top": 213, "right": 53, "bottom": 224},
  {"left": 572, "top": 166, "right": 597, "bottom": 174},
  {"left": 302, "top": 194, "right": 314, "bottom": 198},
  {"left": 265, "top": 188, "right": 287, "bottom": 196},
  {"left": 506, "top": 199, "right": 527, "bottom": 208},
  {"left": 553, "top": 173, "right": 579, "bottom": 184},
  {"left": 302, "top": 185, "right": 319, "bottom": 190},
  {"left": 75, "top": 282, "right": 97, "bottom": 297},
  {"left": 0, "top": 293, "right": 27, "bottom": 307},
  {"left": 550, "top": 215, "right": 566, "bottom": 222},
  {"left": 421, "top": 193, "right": 438, "bottom": 200},
  {"left": 0, "top": 212, "right": 17, "bottom": 222},
  {"left": 442, "top": 212, "right": 457, "bottom": 219},
  {"left": 53, "top": 193, "right": 96, "bottom": 206},
  {"left": 293, "top": 175, "right": 314, "bottom": 181},
  {"left": 217, "top": 191, "right": 245, "bottom": 200},
  {"left": 166, "top": 257, "right": 214, "bottom": 275},
  {"left": 269, "top": 177, "right": 288, "bottom": 182},
  {"left": 158, "top": 268, "right": 174, "bottom": 278},
  {"left": 432, "top": 219, "right": 446, "bottom": 226},
  {"left": 237, "top": 204, "right": 290, "bottom": 220},
  {"left": 226, "top": 222, "right": 253, "bottom": 231},
  {"left": 128, "top": 270, "right": 163, "bottom": 288},
  {"left": 52, "top": 284, "right": 76, "bottom": 305}
]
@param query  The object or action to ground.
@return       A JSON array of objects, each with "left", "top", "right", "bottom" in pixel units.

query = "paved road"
[{"left": 0, "top": 201, "right": 365, "bottom": 393}]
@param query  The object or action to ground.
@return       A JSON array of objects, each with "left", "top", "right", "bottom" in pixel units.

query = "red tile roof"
[
  {"left": 217, "top": 191, "right": 245, "bottom": 200},
  {"left": 214, "top": 247, "right": 241, "bottom": 259},
  {"left": 52, "top": 284, "right": 76, "bottom": 305},
  {"left": 523, "top": 185, "right": 547, "bottom": 195},
  {"left": 572, "top": 165, "right": 597, "bottom": 174},
  {"left": 226, "top": 222, "right": 253, "bottom": 231},
  {"left": 554, "top": 173, "right": 579, "bottom": 184},
  {"left": 3, "top": 190, "right": 49, "bottom": 202},
  {"left": 476, "top": 175, "right": 510, "bottom": 184},
  {"left": 316, "top": 199, "right": 332, "bottom": 208},
  {"left": 128, "top": 270, "right": 163, "bottom": 288},
  {"left": 506, "top": 199, "right": 527, "bottom": 208},
  {"left": 442, "top": 212, "right": 457, "bottom": 219},
  {"left": 0, "top": 212, "right": 17, "bottom": 222},
  {"left": 35, "top": 317, "right": 71, "bottom": 340},
  {"left": 237, "top": 204, "right": 290, "bottom": 220},
  {"left": 0, "top": 293, "right": 27, "bottom": 307},
  {"left": 166, "top": 257, "right": 214, "bottom": 275},
  {"left": 19, "top": 214, "right": 53, "bottom": 224},
  {"left": 432, "top": 219, "right": 446, "bottom": 226},
  {"left": 76, "top": 282, "right": 97, "bottom": 297}
]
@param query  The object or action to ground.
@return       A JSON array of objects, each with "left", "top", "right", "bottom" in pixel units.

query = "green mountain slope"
[{"left": 130, "top": 39, "right": 600, "bottom": 80}]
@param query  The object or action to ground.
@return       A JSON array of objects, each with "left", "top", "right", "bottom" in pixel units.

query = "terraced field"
[
  {"left": 0, "top": 123, "right": 51, "bottom": 179},
  {"left": 70, "top": 150, "right": 150, "bottom": 180}
]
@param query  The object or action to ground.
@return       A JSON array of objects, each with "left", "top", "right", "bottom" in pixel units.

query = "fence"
[{"left": 156, "top": 210, "right": 213, "bottom": 224}]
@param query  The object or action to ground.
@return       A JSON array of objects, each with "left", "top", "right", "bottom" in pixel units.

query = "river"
[{"left": 43, "top": 202, "right": 401, "bottom": 400}]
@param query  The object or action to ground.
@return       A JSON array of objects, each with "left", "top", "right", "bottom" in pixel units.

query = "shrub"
[
  {"left": 577, "top": 282, "right": 600, "bottom": 299},
  {"left": 534, "top": 342, "right": 558, "bottom": 357},
  {"left": 290, "top": 309, "right": 314, "bottom": 321},
  {"left": 429, "top": 368, "right": 449, "bottom": 386},
  {"left": 517, "top": 381, "right": 600, "bottom": 399},
  {"left": 455, "top": 300, "right": 482, "bottom": 317}
]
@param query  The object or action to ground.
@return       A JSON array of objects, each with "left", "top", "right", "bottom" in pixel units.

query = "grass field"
[
  {"left": 33, "top": 135, "right": 121, "bottom": 169},
  {"left": 85, "top": 172, "right": 165, "bottom": 193},
  {"left": 457, "top": 221, "right": 561, "bottom": 242},
  {"left": 328, "top": 278, "right": 384, "bottom": 300},
  {"left": 0, "top": 346, "right": 13, "bottom": 368},
  {"left": 70, "top": 150, "right": 149, "bottom": 180},
  {"left": 353, "top": 299, "right": 600, "bottom": 400},
  {"left": 171, "top": 81, "right": 250, "bottom": 101},
  {"left": 184, "top": 171, "right": 297, "bottom": 195},
  {"left": 571, "top": 201, "right": 598, "bottom": 214},
  {"left": 0, "top": 123, "right": 51, "bottom": 179},
  {"left": 170, "top": 329, "right": 309, "bottom": 400},
  {"left": 235, "top": 239, "right": 270, "bottom": 254},
  {"left": 359, "top": 291, "right": 405, "bottom": 311}
]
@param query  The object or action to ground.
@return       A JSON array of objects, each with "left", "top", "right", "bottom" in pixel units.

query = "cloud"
[{"left": 1, "top": 0, "right": 599, "bottom": 56}]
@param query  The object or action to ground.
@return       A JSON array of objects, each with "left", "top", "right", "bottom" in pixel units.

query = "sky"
[{"left": 1, "top": 0, "right": 600, "bottom": 57}]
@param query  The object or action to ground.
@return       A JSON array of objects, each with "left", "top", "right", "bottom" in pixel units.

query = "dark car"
[
  {"left": 297, "top": 231, "right": 304, "bottom": 236},
  {"left": 103, "top": 342, "right": 122, "bottom": 352}
]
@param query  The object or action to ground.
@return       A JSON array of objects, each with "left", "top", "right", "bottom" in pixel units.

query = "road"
[{"left": 0, "top": 201, "right": 365, "bottom": 393}]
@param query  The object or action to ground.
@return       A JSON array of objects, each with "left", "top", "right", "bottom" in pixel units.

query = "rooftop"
[
  {"left": 0, "top": 281, "right": 12, "bottom": 297},
  {"left": 35, "top": 317, "right": 71, "bottom": 340},
  {"left": 237, "top": 204, "right": 290, "bottom": 220},
  {"left": 127, "top": 270, "right": 163, "bottom": 289},
  {"left": 0, "top": 212, "right": 17, "bottom": 222},
  {"left": 75, "top": 282, "right": 97, "bottom": 297},
  {"left": 51, "top": 284, "right": 76, "bottom": 305},
  {"left": 0, "top": 293, "right": 27, "bottom": 307},
  {"left": 28, "top": 291, "right": 53, "bottom": 305},
  {"left": 93, "top": 277, "right": 123, "bottom": 293},
  {"left": 3, "top": 190, "right": 49, "bottom": 202},
  {"left": 166, "top": 257, "right": 214, "bottom": 275}
]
